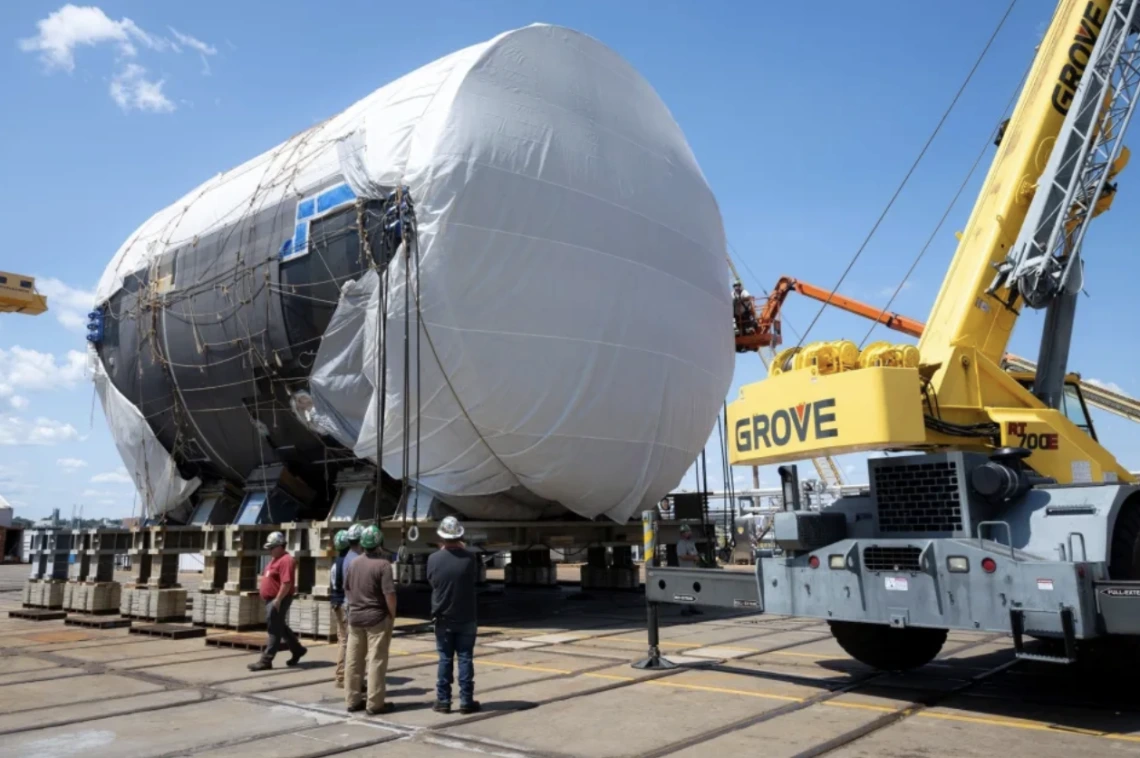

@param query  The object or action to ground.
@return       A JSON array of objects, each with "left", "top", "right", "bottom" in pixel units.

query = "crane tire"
[
  {"left": 1110, "top": 499, "right": 1140, "bottom": 580},
  {"left": 828, "top": 621, "right": 947, "bottom": 671}
]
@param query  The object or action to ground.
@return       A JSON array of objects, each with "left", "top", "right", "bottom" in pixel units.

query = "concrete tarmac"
[{"left": 1, "top": 564, "right": 1138, "bottom": 757}]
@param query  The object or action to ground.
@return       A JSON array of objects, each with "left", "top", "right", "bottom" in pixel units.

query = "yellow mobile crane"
[
  {"left": 647, "top": 0, "right": 1140, "bottom": 670},
  {"left": 0, "top": 272, "right": 47, "bottom": 316}
]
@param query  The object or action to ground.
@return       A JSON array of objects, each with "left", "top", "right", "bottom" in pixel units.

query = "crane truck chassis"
[
  {"left": 649, "top": 0, "right": 1140, "bottom": 671},
  {"left": 647, "top": 458, "right": 1140, "bottom": 668}
]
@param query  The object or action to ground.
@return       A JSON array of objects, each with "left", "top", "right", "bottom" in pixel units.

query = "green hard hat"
[
  {"left": 333, "top": 530, "right": 350, "bottom": 552},
  {"left": 361, "top": 525, "right": 383, "bottom": 550}
]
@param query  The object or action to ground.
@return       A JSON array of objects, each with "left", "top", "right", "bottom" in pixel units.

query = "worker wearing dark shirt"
[
  {"left": 427, "top": 516, "right": 480, "bottom": 714},
  {"left": 344, "top": 525, "right": 397, "bottom": 715}
]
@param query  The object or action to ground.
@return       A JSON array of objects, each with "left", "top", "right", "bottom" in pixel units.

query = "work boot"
[
  {"left": 432, "top": 701, "right": 452, "bottom": 714},
  {"left": 460, "top": 701, "right": 481, "bottom": 715},
  {"left": 347, "top": 702, "right": 366, "bottom": 713},
  {"left": 286, "top": 646, "right": 308, "bottom": 667},
  {"left": 247, "top": 660, "right": 272, "bottom": 671},
  {"left": 367, "top": 703, "right": 395, "bottom": 716}
]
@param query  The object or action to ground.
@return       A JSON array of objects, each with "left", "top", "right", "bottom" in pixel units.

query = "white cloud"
[
  {"left": 110, "top": 63, "right": 175, "bottom": 113},
  {"left": 9, "top": 396, "right": 29, "bottom": 409},
  {"left": 169, "top": 27, "right": 217, "bottom": 74},
  {"left": 17, "top": 4, "right": 161, "bottom": 71},
  {"left": 34, "top": 278, "right": 94, "bottom": 333},
  {"left": 82, "top": 488, "right": 116, "bottom": 497},
  {"left": 58, "top": 457, "right": 88, "bottom": 472},
  {"left": 1087, "top": 378, "right": 1127, "bottom": 395},
  {"left": 0, "top": 415, "right": 81, "bottom": 446},
  {"left": 0, "top": 347, "right": 87, "bottom": 393},
  {"left": 91, "top": 466, "right": 131, "bottom": 484},
  {"left": 19, "top": 6, "right": 217, "bottom": 111}
]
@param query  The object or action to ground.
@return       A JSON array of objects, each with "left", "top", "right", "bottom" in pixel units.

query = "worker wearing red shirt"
[{"left": 249, "top": 531, "right": 307, "bottom": 671}]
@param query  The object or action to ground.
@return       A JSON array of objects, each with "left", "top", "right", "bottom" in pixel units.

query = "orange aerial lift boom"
[{"left": 735, "top": 275, "right": 922, "bottom": 353}]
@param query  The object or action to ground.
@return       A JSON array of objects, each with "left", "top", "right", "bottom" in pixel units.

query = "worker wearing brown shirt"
[{"left": 343, "top": 525, "right": 397, "bottom": 714}]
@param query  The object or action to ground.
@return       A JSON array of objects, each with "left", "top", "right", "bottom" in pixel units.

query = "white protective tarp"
[
  {"left": 92, "top": 359, "right": 201, "bottom": 518},
  {"left": 97, "top": 24, "right": 733, "bottom": 524}
]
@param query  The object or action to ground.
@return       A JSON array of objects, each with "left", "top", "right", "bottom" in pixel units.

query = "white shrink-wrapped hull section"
[{"left": 92, "top": 24, "right": 732, "bottom": 523}]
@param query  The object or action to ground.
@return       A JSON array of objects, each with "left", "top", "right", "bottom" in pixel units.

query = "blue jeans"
[{"left": 435, "top": 620, "right": 477, "bottom": 706}]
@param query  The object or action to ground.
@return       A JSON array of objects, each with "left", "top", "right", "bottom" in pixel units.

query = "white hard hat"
[
  {"left": 437, "top": 515, "right": 465, "bottom": 540},
  {"left": 264, "top": 531, "right": 286, "bottom": 549},
  {"left": 346, "top": 524, "right": 364, "bottom": 542}
]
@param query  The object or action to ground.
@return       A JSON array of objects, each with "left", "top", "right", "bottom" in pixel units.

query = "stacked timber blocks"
[
  {"left": 22, "top": 579, "right": 66, "bottom": 609},
  {"left": 63, "top": 582, "right": 121, "bottom": 613},
  {"left": 579, "top": 545, "right": 638, "bottom": 590},
  {"left": 120, "top": 586, "right": 187, "bottom": 622},
  {"left": 192, "top": 591, "right": 265, "bottom": 630},
  {"left": 288, "top": 597, "right": 337, "bottom": 640}
]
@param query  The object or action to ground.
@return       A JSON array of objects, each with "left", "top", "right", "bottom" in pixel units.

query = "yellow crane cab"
[
  {"left": 1004, "top": 370, "right": 1098, "bottom": 442},
  {"left": 0, "top": 272, "right": 48, "bottom": 316}
]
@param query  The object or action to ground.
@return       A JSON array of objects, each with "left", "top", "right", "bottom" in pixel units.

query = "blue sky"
[{"left": 1, "top": 1, "right": 1137, "bottom": 520}]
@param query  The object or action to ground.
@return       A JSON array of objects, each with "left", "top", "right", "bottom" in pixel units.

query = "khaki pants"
[
  {"left": 345, "top": 617, "right": 393, "bottom": 711},
  {"left": 332, "top": 605, "right": 348, "bottom": 686}
]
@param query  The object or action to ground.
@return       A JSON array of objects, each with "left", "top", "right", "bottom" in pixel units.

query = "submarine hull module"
[{"left": 93, "top": 24, "right": 733, "bottom": 524}]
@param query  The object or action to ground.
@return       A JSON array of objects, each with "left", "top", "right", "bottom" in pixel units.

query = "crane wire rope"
[
  {"left": 794, "top": 0, "right": 1018, "bottom": 349},
  {"left": 858, "top": 46, "right": 1036, "bottom": 349}
]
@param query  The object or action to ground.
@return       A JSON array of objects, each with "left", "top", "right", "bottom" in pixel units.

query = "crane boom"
[{"left": 995, "top": 0, "right": 1140, "bottom": 408}]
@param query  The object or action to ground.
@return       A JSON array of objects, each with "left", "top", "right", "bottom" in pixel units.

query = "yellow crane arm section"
[
  {"left": 918, "top": 0, "right": 1104, "bottom": 368},
  {"left": 0, "top": 272, "right": 47, "bottom": 316}
]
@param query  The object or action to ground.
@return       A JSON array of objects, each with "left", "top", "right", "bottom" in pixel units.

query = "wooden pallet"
[
  {"left": 205, "top": 632, "right": 266, "bottom": 650},
  {"left": 65, "top": 614, "right": 131, "bottom": 630},
  {"left": 129, "top": 623, "right": 206, "bottom": 640},
  {"left": 192, "top": 622, "right": 266, "bottom": 632},
  {"left": 124, "top": 615, "right": 189, "bottom": 624},
  {"left": 297, "top": 631, "right": 337, "bottom": 642},
  {"left": 9, "top": 609, "right": 66, "bottom": 621}
]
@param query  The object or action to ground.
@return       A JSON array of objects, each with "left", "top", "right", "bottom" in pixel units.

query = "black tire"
[
  {"left": 828, "top": 621, "right": 947, "bottom": 671},
  {"left": 1109, "top": 500, "right": 1140, "bottom": 580}
]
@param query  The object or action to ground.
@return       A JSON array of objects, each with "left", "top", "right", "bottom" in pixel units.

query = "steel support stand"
[{"left": 633, "top": 509, "right": 676, "bottom": 670}]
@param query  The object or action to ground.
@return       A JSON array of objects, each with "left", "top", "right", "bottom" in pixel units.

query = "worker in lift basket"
[
  {"left": 428, "top": 516, "right": 481, "bottom": 714},
  {"left": 248, "top": 531, "right": 307, "bottom": 671},
  {"left": 344, "top": 525, "right": 397, "bottom": 715},
  {"left": 677, "top": 524, "right": 703, "bottom": 617},
  {"left": 329, "top": 529, "right": 351, "bottom": 688},
  {"left": 733, "top": 282, "right": 756, "bottom": 336}
]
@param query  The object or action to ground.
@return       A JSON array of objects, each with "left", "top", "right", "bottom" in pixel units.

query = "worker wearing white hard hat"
[
  {"left": 427, "top": 515, "right": 480, "bottom": 714},
  {"left": 437, "top": 515, "right": 465, "bottom": 540},
  {"left": 249, "top": 531, "right": 307, "bottom": 671}
]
